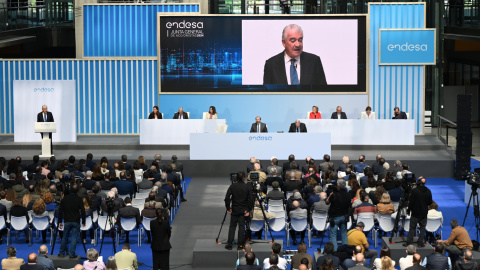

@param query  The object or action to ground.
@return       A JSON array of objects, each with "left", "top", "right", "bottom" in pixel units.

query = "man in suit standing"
[
  {"left": 331, "top": 106, "right": 347, "bottom": 119},
  {"left": 36, "top": 105, "right": 54, "bottom": 153},
  {"left": 250, "top": 116, "right": 268, "bottom": 133},
  {"left": 173, "top": 107, "right": 188, "bottom": 119},
  {"left": 288, "top": 120, "right": 307, "bottom": 133},
  {"left": 117, "top": 197, "right": 141, "bottom": 244},
  {"left": 393, "top": 107, "right": 408, "bottom": 119},
  {"left": 263, "top": 24, "right": 327, "bottom": 86}
]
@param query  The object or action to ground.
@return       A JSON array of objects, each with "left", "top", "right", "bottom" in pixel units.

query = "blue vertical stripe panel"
[
  {"left": 83, "top": 4, "right": 200, "bottom": 57},
  {"left": 0, "top": 60, "right": 156, "bottom": 134},
  {"left": 369, "top": 3, "right": 425, "bottom": 133}
]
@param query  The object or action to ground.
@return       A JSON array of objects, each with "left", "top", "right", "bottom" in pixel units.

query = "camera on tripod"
[
  {"left": 463, "top": 168, "right": 480, "bottom": 186},
  {"left": 105, "top": 198, "right": 116, "bottom": 215},
  {"left": 230, "top": 173, "right": 238, "bottom": 184}
]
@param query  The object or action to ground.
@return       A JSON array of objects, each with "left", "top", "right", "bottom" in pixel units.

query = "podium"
[{"left": 34, "top": 122, "right": 56, "bottom": 158}]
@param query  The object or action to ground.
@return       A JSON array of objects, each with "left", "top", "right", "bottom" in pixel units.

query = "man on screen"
[
  {"left": 263, "top": 24, "right": 327, "bottom": 86},
  {"left": 37, "top": 105, "right": 54, "bottom": 152},
  {"left": 288, "top": 120, "right": 307, "bottom": 133},
  {"left": 250, "top": 116, "right": 268, "bottom": 133},
  {"left": 392, "top": 107, "right": 408, "bottom": 119},
  {"left": 330, "top": 106, "right": 347, "bottom": 119}
]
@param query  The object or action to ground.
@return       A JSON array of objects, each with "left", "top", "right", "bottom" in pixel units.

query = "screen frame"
[{"left": 157, "top": 14, "right": 369, "bottom": 95}]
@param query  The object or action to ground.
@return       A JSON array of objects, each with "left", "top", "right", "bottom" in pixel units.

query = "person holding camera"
[
  {"left": 58, "top": 183, "right": 86, "bottom": 259},
  {"left": 325, "top": 179, "right": 351, "bottom": 251},
  {"left": 404, "top": 176, "right": 432, "bottom": 248},
  {"left": 224, "top": 171, "right": 254, "bottom": 250}
]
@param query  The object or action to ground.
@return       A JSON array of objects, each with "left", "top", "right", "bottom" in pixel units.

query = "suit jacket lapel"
[{"left": 276, "top": 52, "right": 288, "bottom": 85}]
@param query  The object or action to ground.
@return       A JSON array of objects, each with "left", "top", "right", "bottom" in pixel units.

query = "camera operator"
[
  {"left": 224, "top": 171, "right": 254, "bottom": 250},
  {"left": 404, "top": 176, "right": 432, "bottom": 247},
  {"left": 58, "top": 183, "right": 86, "bottom": 259},
  {"left": 326, "top": 179, "right": 351, "bottom": 251}
]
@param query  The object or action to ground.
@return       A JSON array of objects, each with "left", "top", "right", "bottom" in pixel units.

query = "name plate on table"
[{"left": 190, "top": 133, "right": 331, "bottom": 160}]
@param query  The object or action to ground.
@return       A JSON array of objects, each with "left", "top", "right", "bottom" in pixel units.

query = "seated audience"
[
  {"left": 455, "top": 249, "right": 477, "bottom": 270},
  {"left": 377, "top": 193, "right": 395, "bottom": 214},
  {"left": 105, "top": 256, "right": 118, "bottom": 270},
  {"left": 421, "top": 243, "right": 452, "bottom": 270},
  {"left": 288, "top": 200, "right": 308, "bottom": 245},
  {"left": 266, "top": 181, "right": 284, "bottom": 203},
  {"left": 374, "top": 246, "right": 396, "bottom": 270},
  {"left": 20, "top": 253, "right": 43, "bottom": 270},
  {"left": 291, "top": 243, "right": 313, "bottom": 270},
  {"left": 237, "top": 243, "right": 259, "bottom": 268},
  {"left": 347, "top": 222, "right": 378, "bottom": 268},
  {"left": 84, "top": 249, "right": 106, "bottom": 270},
  {"left": 114, "top": 243, "right": 138, "bottom": 270},
  {"left": 237, "top": 252, "right": 262, "bottom": 270},
  {"left": 263, "top": 243, "right": 287, "bottom": 270},
  {"left": 2, "top": 246, "right": 25, "bottom": 270},
  {"left": 349, "top": 253, "right": 369, "bottom": 270},
  {"left": 353, "top": 192, "right": 377, "bottom": 219},
  {"left": 407, "top": 253, "right": 426, "bottom": 270},
  {"left": 399, "top": 245, "right": 416, "bottom": 270},
  {"left": 316, "top": 242, "right": 340, "bottom": 270},
  {"left": 312, "top": 192, "right": 329, "bottom": 213}
]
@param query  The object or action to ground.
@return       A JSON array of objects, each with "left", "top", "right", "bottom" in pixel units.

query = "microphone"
[{"left": 294, "top": 64, "right": 298, "bottom": 69}]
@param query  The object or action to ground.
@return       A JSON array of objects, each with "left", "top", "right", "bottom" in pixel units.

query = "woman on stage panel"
[
  {"left": 148, "top": 106, "right": 163, "bottom": 119},
  {"left": 309, "top": 106, "right": 321, "bottom": 119},
  {"left": 151, "top": 208, "right": 172, "bottom": 270},
  {"left": 361, "top": 106, "right": 376, "bottom": 119},
  {"left": 204, "top": 106, "right": 218, "bottom": 119}
]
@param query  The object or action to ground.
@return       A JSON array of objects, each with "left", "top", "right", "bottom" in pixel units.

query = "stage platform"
[
  {"left": 381, "top": 237, "right": 434, "bottom": 263},
  {"left": 192, "top": 239, "right": 283, "bottom": 268},
  {"left": 0, "top": 134, "right": 455, "bottom": 177}
]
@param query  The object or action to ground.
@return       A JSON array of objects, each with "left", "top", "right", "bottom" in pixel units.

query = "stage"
[{"left": 0, "top": 134, "right": 454, "bottom": 178}]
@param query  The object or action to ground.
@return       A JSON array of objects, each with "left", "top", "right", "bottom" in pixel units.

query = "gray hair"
[
  {"left": 254, "top": 163, "right": 261, "bottom": 170},
  {"left": 107, "top": 191, "right": 115, "bottom": 199},
  {"left": 383, "top": 162, "right": 390, "bottom": 170},
  {"left": 161, "top": 173, "right": 167, "bottom": 182},
  {"left": 282, "top": 24, "right": 303, "bottom": 41},
  {"left": 342, "top": 156, "right": 350, "bottom": 163},
  {"left": 314, "top": 186, "right": 322, "bottom": 194},
  {"left": 86, "top": 248, "right": 99, "bottom": 261},
  {"left": 406, "top": 244, "right": 416, "bottom": 255},
  {"left": 395, "top": 160, "right": 402, "bottom": 167},
  {"left": 39, "top": 245, "right": 48, "bottom": 255},
  {"left": 464, "top": 249, "right": 473, "bottom": 261},
  {"left": 154, "top": 154, "right": 161, "bottom": 160},
  {"left": 337, "top": 179, "right": 346, "bottom": 189},
  {"left": 270, "top": 167, "right": 277, "bottom": 175}
]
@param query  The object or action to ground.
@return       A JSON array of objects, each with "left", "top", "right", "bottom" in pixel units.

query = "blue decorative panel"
[
  {"left": 83, "top": 4, "right": 200, "bottom": 57},
  {"left": 0, "top": 60, "right": 157, "bottom": 134},
  {"left": 369, "top": 3, "right": 426, "bottom": 133},
  {"left": 379, "top": 29, "right": 435, "bottom": 65}
]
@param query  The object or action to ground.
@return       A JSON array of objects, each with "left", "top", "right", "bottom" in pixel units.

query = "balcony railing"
[{"left": 444, "top": 1, "right": 480, "bottom": 28}]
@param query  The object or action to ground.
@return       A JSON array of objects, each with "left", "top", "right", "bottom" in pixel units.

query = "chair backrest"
[
  {"left": 357, "top": 212, "right": 375, "bottom": 231},
  {"left": 186, "top": 112, "right": 190, "bottom": 118},
  {"left": 118, "top": 194, "right": 129, "bottom": 200},
  {"left": 312, "top": 212, "right": 329, "bottom": 231},
  {"left": 138, "top": 189, "right": 150, "bottom": 194},
  {"left": 290, "top": 217, "right": 308, "bottom": 231},
  {"left": 216, "top": 124, "right": 228, "bottom": 133},
  {"left": 286, "top": 191, "right": 293, "bottom": 200},
  {"left": 32, "top": 216, "right": 50, "bottom": 230},
  {"left": 135, "top": 193, "right": 149, "bottom": 200},
  {"left": 142, "top": 217, "right": 155, "bottom": 231},
  {"left": 203, "top": 112, "right": 208, "bottom": 119},
  {"left": 120, "top": 217, "right": 137, "bottom": 231},
  {"left": 97, "top": 216, "right": 113, "bottom": 231},
  {"left": 377, "top": 213, "right": 395, "bottom": 232},
  {"left": 269, "top": 216, "right": 286, "bottom": 232},
  {"left": 132, "top": 198, "right": 144, "bottom": 205},
  {"left": 338, "top": 171, "right": 346, "bottom": 178},
  {"left": 48, "top": 210, "right": 55, "bottom": 222},
  {"left": 134, "top": 203, "right": 144, "bottom": 213},
  {"left": 11, "top": 216, "right": 29, "bottom": 230},
  {"left": 92, "top": 211, "right": 99, "bottom": 223},
  {"left": 249, "top": 220, "right": 265, "bottom": 232},
  {"left": 406, "top": 113, "right": 410, "bottom": 119},
  {"left": 426, "top": 218, "right": 443, "bottom": 232},
  {"left": 161, "top": 113, "right": 164, "bottom": 119},
  {"left": 81, "top": 216, "right": 94, "bottom": 231},
  {"left": 0, "top": 217, "right": 5, "bottom": 230}
]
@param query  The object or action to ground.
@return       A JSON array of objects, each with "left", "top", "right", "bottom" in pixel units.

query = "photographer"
[
  {"left": 58, "top": 183, "right": 86, "bottom": 259},
  {"left": 325, "top": 179, "right": 351, "bottom": 251},
  {"left": 404, "top": 176, "right": 432, "bottom": 247},
  {"left": 224, "top": 171, "right": 254, "bottom": 250}
]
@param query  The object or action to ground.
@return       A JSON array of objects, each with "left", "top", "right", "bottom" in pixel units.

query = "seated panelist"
[
  {"left": 361, "top": 106, "right": 375, "bottom": 119},
  {"left": 250, "top": 116, "right": 268, "bottom": 133},
  {"left": 148, "top": 106, "right": 162, "bottom": 119},
  {"left": 173, "top": 107, "right": 189, "bottom": 119},
  {"left": 330, "top": 106, "right": 347, "bottom": 119},
  {"left": 392, "top": 107, "right": 407, "bottom": 119},
  {"left": 289, "top": 120, "right": 307, "bottom": 133},
  {"left": 204, "top": 106, "right": 218, "bottom": 119},
  {"left": 309, "top": 106, "right": 321, "bottom": 119}
]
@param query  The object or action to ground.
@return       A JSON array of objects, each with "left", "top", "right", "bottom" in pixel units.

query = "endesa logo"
[
  {"left": 166, "top": 20, "right": 204, "bottom": 29},
  {"left": 34, "top": 88, "right": 54, "bottom": 92},
  {"left": 249, "top": 136, "right": 273, "bottom": 141}
]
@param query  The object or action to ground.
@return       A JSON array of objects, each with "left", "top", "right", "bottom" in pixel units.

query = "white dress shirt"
[
  {"left": 399, "top": 255, "right": 414, "bottom": 270},
  {"left": 284, "top": 52, "right": 301, "bottom": 85}
]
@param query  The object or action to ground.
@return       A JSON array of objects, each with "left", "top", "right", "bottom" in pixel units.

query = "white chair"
[
  {"left": 286, "top": 191, "right": 293, "bottom": 200},
  {"left": 376, "top": 213, "right": 395, "bottom": 247},
  {"left": 161, "top": 113, "right": 164, "bottom": 118},
  {"left": 118, "top": 194, "right": 130, "bottom": 200},
  {"left": 133, "top": 203, "right": 144, "bottom": 214},
  {"left": 268, "top": 211, "right": 287, "bottom": 241},
  {"left": 406, "top": 113, "right": 410, "bottom": 119},
  {"left": 8, "top": 216, "right": 32, "bottom": 246},
  {"left": 312, "top": 212, "right": 329, "bottom": 232},
  {"left": 357, "top": 212, "right": 377, "bottom": 243},
  {"left": 425, "top": 217, "right": 443, "bottom": 238},
  {"left": 202, "top": 112, "right": 208, "bottom": 119},
  {"left": 140, "top": 217, "right": 156, "bottom": 246},
  {"left": 81, "top": 216, "right": 97, "bottom": 246},
  {"left": 267, "top": 200, "right": 284, "bottom": 213},
  {"left": 338, "top": 171, "right": 346, "bottom": 178},
  {"left": 92, "top": 210, "right": 99, "bottom": 224},
  {"left": 288, "top": 217, "right": 311, "bottom": 248},
  {"left": 132, "top": 198, "right": 145, "bottom": 205},
  {"left": 98, "top": 216, "right": 116, "bottom": 241},
  {"left": 32, "top": 216, "right": 52, "bottom": 245},
  {"left": 135, "top": 192, "right": 149, "bottom": 200},
  {"left": 249, "top": 220, "right": 266, "bottom": 240},
  {"left": 216, "top": 124, "right": 228, "bottom": 133},
  {"left": 118, "top": 217, "right": 140, "bottom": 246},
  {"left": 138, "top": 189, "right": 150, "bottom": 194}
]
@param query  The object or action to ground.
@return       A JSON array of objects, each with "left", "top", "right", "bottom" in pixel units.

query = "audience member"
[
  {"left": 266, "top": 181, "right": 284, "bottom": 203},
  {"left": 20, "top": 254, "right": 43, "bottom": 270},
  {"left": 117, "top": 197, "right": 141, "bottom": 244},
  {"left": 267, "top": 157, "right": 283, "bottom": 176},
  {"left": 316, "top": 242, "right": 340, "bottom": 270},
  {"left": 291, "top": 243, "right": 313, "bottom": 270},
  {"left": 288, "top": 200, "right": 308, "bottom": 245},
  {"left": 0, "top": 190, "right": 13, "bottom": 211},
  {"left": 2, "top": 246, "right": 25, "bottom": 270},
  {"left": 377, "top": 193, "right": 395, "bottom": 214},
  {"left": 319, "top": 257, "right": 335, "bottom": 270},
  {"left": 399, "top": 244, "right": 417, "bottom": 270},
  {"left": 347, "top": 222, "right": 378, "bottom": 268},
  {"left": 237, "top": 252, "right": 262, "bottom": 270},
  {"left": 105, "top": 256, "right": 118, "bottom": 270},
  {"left": 353, "top": 192, "right": 376, "bottom": 219},
  {"left": 373, "top": 246, "right": 396, "bottom": 270},
  {"left": 349, "top": 253, "right": 369, "bottom": 270},
  {"left": 454, "top": 249, "right": 477, "bottom": 270},
  {"left": 326, "top": 179, "right": 351, "bottom": 251},
  {"left": 407, "top": 254, "right": 426, "bottom": 270},
  {"left": 114, "top": 243, "right": 138, "bottom": 270},
  {"left": 236, "top": 243, "right": 259, "bottom": 268},
  {"left": 438, "top": 219, "right": 473, "bottom": 265},
  {"left": 83, "top": 248, "right": 106, "bottom": 270},
  {"left": 312, "top": 191, "right": 329, "bottom": 213},
  {"left": 421, "top": 243, "right": 452, "bottom": 270},
  {"left": 354, "top": 155, "right": 368, "bottom": 173},
  {"left": 263, "top": 243, "right": 287, "bottom": 270}
]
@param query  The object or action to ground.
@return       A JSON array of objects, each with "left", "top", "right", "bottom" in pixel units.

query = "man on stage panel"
[{"left": 37, "top": 105, "right": 54, "bottom": 153}]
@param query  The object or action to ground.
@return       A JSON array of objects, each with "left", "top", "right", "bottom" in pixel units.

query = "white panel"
[
  {"left": 190, "top": 133, "right": 331, "bottom": 160},
  {"left": 13, "top": 80, "right": 77, "bottom": 142}
]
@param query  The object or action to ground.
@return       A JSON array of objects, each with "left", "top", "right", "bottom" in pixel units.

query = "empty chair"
[
  {"left": 118, "top": 217, "right": 140, "bottom": 246},
  {"left": 98, "top": 216, "right": 116, "bottom": 241},
  {"left": 267, "top": 211, "right": 287, "bottom": 240},
  {"left": 268, "top": 200, "right": 284, "bottom": 213},
  {"left": 8, "top": 216, "right": 32, "bottom": 246},
  {"left": 312, "top": 212, "right": 330, "bottom": 232},
  {"left": 425, "top": 217, "right": 443, "bottom": 238},
  {"left": 376, "top": 213, "right": 395, "bottom": 247},
  {"left": 140, "top": 217, "right": 156, "bottom": 246}
]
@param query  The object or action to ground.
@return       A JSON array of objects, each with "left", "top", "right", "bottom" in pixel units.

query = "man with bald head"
[
  {"left": 289, "top": 120, "right": 307, "bottom": 133},
  {"left": 74, "top": 265, "right": 85, "bottom": 270},
  {"left": 348, "top": 253, "right": 369, "bottom": 270},
  {"left": 36, "top": 105, "right": 55, "bottom": 153},
  {"left": 288, "top": 200, "right": 308, "bottom": 245},
  {"left": 331, "top": 106, "right": 347, "bottom": 119},
  {"left": 406, "top": 254, "right": 426, "bottom": 270},
  {"left": 36, "top": 245, "right": 55, "bottom": 270},
  {"left": 263, "top": 24, "right": 327, "bottom": 86},
  {"left": 454, "top": 249, "right": 477, "bottom": 270},
  {"left": 20, "top": 253, "right": 43, "bottom": 270}
]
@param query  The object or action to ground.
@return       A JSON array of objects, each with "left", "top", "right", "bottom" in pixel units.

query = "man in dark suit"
[
  {"left": 263, "top": 24, "right": 327, "bottom": 86},
  {"left": 85, "top": 153, "right": 96, "bottom": 171},
  {"left": 36, "top": 105, "right": 54, "bottom": 152},
  {"left": 20, "top": 254, "right": 44, "bottom": 270},
  {"left": 114, "top": 175, "right": 135, "bottom": 199},
  {"left": 354, "top": 155, "right": 368, "bottom": 173},
  {"left": 148, "top": 105, "right": 163, "bottom": 119},
  {"left": 173, "top": 107, "right": 188, "bottom": 119},
  {"left": 117, "top": 197, "right": 141, "bottom": 243},
  {"left": 250, "top": 116, "right": 268, "bottom": 133},
  {"left": 393, "top": 107, "right": 408, "bottom": 119},
  {"left": 27, "top": 155, "right": 40, "bottom": 174},
  {"left": 288, "top": 120, "right": 307, "bottom": 133},
  {"left": 331, "top": 106, "right": 347, "bottom": 119}
]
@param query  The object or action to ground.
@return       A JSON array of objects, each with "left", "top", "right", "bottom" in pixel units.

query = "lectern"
[{"left": 34, "top": 122, "right": 56, "bottom": 158}]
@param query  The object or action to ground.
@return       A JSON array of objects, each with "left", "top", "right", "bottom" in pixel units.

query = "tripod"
[
  {"left": 389, "top": 188, "right": 409, "bottom": 244},
  {"left": 249, "top": 186, "right": 275, "bottom": 243},
  {"left": 463, "top": 185, "right": 480, "bottom": 242},
  {"left": 99, "top": 212, "right": 117, "bottom": 255},
  {"left": 50, "top": 220, "right": 87, "bottom": 256}
]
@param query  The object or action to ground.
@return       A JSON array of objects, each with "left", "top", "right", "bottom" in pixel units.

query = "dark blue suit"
[
  {"left": 114, "top": 180, "right": 134, "bottom": 199},
  {"left": 85, "top": 160, "right": 96, "bottom": 170},
  {"left": 392, "top": 111, "right": 408, "bottom": 119},
  {"left": 354, "top": 162, "right": 368, "bottom": 173}
]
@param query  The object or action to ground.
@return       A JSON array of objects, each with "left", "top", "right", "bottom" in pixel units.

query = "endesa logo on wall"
[
  {"left": 34, "top": 88, "right": 54, "bottom": 92},
  {"left": 164, "top": 19, "right": 205, "bottom": 38},
  {"left": 249, "top": 135, "right": 273, "bottom": 141},
  {"left": 379, "top": 29, "right": 436, "bottom": 65}
]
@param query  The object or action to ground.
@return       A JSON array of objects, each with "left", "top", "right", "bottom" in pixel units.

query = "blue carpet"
[{"left": 0, "top": 177, "right": 192, "bottom": 269}]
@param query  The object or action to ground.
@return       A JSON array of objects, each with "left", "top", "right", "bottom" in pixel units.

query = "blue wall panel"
[
  {"left": 369, "top": 3, "right": 425, "bottom": 133},
  {"left": 83, "top": 4, "right": 200, "bottom": 57},
  {"left": 0, "top": 60, "right": 156, "bottom": 134}
]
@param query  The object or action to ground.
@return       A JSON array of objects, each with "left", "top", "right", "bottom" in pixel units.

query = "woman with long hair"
[
  {"left": 319, "top": 256, "right": 334, "bottom": 270},
  {"left": 6, "top": 188, "right": 16, "bottom": 202},
  {"left": 138, "top": 156, "right": 148, "bottom": 171},
  {"left": 374, "top": 246, "right": 396, "bottom": 270},
  {"left": 32, "top": 198, "right": 49, "bottom": 243},
  {"left": 105, "top": 256, "right": 117, "bottom": 270},
  {"left": 151, "top": 208, "right": 172, "bottom": 270},
  {"left": 377, "top": 193, "right": 395, "bottom": 214},
  {"left": 10, "top": 197, "right": 30, "bottom": 243},
  {"left": 92, "top": 165, "right": 104, "bottom": 181}
]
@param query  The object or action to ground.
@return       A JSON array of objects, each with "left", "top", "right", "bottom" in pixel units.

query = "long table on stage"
[
  {"left": 190, "top": 133, "right": 331, "bottom": 160},
  {"left": 139, "top": 119, "right": 226, "bottom": 145},
  {"left": 303, "top": 119, "right": 415, "bottom": 145}
]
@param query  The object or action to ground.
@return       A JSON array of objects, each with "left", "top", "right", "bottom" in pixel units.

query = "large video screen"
[{"left": 158, "top": 15, "right": 366, "bottom": 93}]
